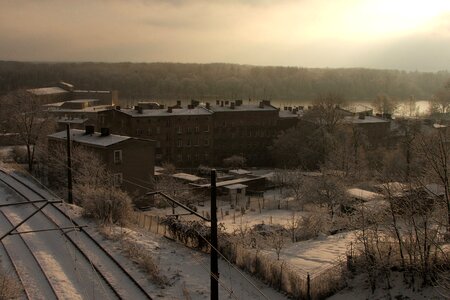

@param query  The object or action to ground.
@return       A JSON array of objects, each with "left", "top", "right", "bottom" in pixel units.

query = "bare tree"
[
  {"left": 1, "top": 90, "right": 55, "bottom": 172},
  {"left": 429, "top": 80, "right": 450, "bottom": 114},
  {"left": 308, "top": 173, "right": 347, "bottom": 222},
  {"left": 223, "top": 155, "right": 247, "bottom": 169},
  {"left": 415, "top": 128, "right": 450, "bottom": 232},
  {"left": 271, "top": 233, "right": 285, "bottom": 260}
]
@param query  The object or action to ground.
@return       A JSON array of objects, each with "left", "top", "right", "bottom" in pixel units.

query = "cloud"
[{"left": 0, "top": 0, "right": 449, "bottom": 71}]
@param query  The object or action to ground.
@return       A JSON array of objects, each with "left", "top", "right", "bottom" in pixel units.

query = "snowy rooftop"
[
  {"left": 209, "top": 104, "right": 277, "bottom": 112},
  {"left": 224, "top": 184, "right": 247, "bottom": 190},
  {"left": 279, "top": 110, "right": 302, "bottom": 118},
  {"left": 172, "top": 173, "right": 204, "bottom": 182},
  {"left": 193, "top": 176, "right": 264, "bottom": 188},
  {"left": 48, "top": 129, "right": 131, "bottom": 147},
  {"left": 344, "top": 115, "right": 389, "bottom": 124},
  {"left": 229, "top": 169, "right": 252, "bottom": 175},
  {"left": 28, "top": 87, "right": 69, "bottom": 95},
  {"left": 118, "top": 107, "right": 212, "bottom": 117},
  {"left": 347, "top": 188, "right": 383, "bottom": 201}
]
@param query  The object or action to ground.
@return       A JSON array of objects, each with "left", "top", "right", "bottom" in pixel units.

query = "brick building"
[
  {"left": 48, "top": 127, "right": 155, "bottom": 199},
  {"left": 97, "top": 100, "right": 279, "bottom": 167},
  {"left": 28, "top": 81, "right": 118, "bottom": 106}
]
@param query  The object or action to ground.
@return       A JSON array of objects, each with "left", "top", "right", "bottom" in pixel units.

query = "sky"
[{"left": 1, "top": 0, "right": 450, "bottom": 71}]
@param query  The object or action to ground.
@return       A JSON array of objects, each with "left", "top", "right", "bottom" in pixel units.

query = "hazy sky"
[{"left": 1, "top": 0, "right": 450, "bottom": 71}]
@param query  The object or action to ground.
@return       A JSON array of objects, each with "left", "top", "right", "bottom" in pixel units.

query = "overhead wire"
[{"left": 9, "top": 128, "right": 274, "bottom": 298}]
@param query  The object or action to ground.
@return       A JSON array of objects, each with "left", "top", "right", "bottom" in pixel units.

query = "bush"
[{"left": 80, "top": 186, "right": 132, "bottom": 225}]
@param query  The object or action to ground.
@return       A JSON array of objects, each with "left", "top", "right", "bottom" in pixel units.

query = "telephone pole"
[{"left": 210, "top": 169, "right": 218, "bottom": 300}]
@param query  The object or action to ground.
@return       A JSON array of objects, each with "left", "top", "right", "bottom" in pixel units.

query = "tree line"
[{"left": 0, "top": 61, "right": 449, "bottom": 101}]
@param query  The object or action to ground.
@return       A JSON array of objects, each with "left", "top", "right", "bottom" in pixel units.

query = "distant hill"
[{"left": 0, "top": 61, "right": 448, "bottom": 102}]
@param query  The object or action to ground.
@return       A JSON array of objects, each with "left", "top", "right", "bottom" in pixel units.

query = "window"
[
  {"left": 195, "top": 126, "right": 199, "bottom": 133},
  {"left": 156, "top": 126, "right": 161, "bottom": 134},
  {"left": 177, "top": 154, "right": 182, "bottom": 161},
  {"left": 186, "top": 139, "right": 191, "bottom": 147},
  {"left": 113, "top": 173, "right": 123, "bottom": 187},
  {"left": 177, "top": 139, "right": 182, "bottom": 147},
  {"left": 204, "top": 139, "right": 209, "bottom": 146},
  {"left": 204, "top": 125, "right": 209, "bottom": 132},
  {"left": 156, "top": 141, "right": 161, "bottom": 148},
  {"left": 114, "top": 150, "right": 122, "bottom": 164},
  {"left": 177, "top": 126, "right": 182, "bottom": 134}
]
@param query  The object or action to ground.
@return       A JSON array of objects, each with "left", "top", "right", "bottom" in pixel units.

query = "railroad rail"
[
  {"left": 0, "top": 169, "right": 153, "bottom": 299},
  {"left": 0, "top": 209, "right": 58, "bottom": 299}
]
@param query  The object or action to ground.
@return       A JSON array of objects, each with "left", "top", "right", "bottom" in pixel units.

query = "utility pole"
[
  {"left": 210, "top": 169, "right": 219, "bottom": 300},
  {"left": 66, "top": 123, "right": 73, "bottom": 204}
]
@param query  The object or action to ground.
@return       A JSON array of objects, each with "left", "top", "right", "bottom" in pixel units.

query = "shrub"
[{"left": 80, "top": 186, "right": 132, "bottom": 225}]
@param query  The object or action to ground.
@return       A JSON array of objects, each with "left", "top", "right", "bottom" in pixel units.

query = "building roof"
[
  {"left": 224, "top": 184, "right": 248, "bottom": 190},
  {"left": 344, "top": 115, "right": 389, "bottom": 124},
  {"left": 209, "top": 104, "right": 277, "bottom": 112},
  {"left": 192, "top": 176, "right": 264, "bottom": 188},
  {"left": 118, "top": 107, "right": 212, "bottom": 117},
  {"left": 28, "top": 87, "right": 69, "bottom": 96},
  {"left": 48, "top": 129, "right": 131, "bottom": 147},
  {"left": 172, "top": 173, "right": 204, "bottom": 182},
  {"left": 229, "top": 169, "right": 252, "bottom": 175},
  {"left": 279, "top": 110, "right": 302, "bottom": 118},
  {"left": 347, "top": 188, "right": 383, "bottom": 201}
]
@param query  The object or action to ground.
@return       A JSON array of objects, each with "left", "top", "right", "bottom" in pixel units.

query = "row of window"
[{"left": 177, "top": 139, "right": 209, "bottom": 147}]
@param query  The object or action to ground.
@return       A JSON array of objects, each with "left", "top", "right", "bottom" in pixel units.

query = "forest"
[{"left": 0, "top": 61, "right": 449, "bottom": 102}]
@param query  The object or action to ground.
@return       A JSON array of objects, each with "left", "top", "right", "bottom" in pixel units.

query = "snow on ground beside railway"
[
  {"left": 87, "top": 224, "right": 289, "bottom": 300},
  {"left": 0, "top": 168, "right": 288, "bottom": 299}
]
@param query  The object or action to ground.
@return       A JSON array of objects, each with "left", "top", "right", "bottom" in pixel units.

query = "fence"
[
  {"left": 132, "top": 211, "right": 169, "bottom": 236},
  {"left": 132, "top": 210, "right": 349, "bottom": 299}
]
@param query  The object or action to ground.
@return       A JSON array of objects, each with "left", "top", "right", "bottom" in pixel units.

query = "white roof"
[
  {"left": 172, "top": 173, "right": 203, "bottom": 182},
  {"left": 224, "top": 184, "right": 247, "bottom": 190},
  {"left": 48, "top": 129, "right": 130, "bottom": 147},
  {"left": 28, "top": 87, "right": 69, "bottom": 95},
  {"left": 119, "top": 107, "right": 212, "bottom": 117},
  {"left": 209, "top": 104, "right": 277, "bottom": 112},
  {"left": 193, "top": 176, "right": 264, "bottom": 188},
  {"left": 344, "top": 115, "right": 389, "bottom": 124},
  {"left": 229, "top": 169, "right": 251, "bottom": 175},
  {"left": 347, "top": 188, "right": 383, "bottom": 201}
]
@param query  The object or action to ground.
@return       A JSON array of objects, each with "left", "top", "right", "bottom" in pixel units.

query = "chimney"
[
  {"left": 167, "top": 107, "right": 173, "bottom": 113},
  {"left": 85, "top": 125, "right": 95, "bottom": 135},
  {"left": 176, "top": 100, "right": 181, "bottom": 107},
  {"left": 259, "top": 101, "right": 264, "bottom": 108},
  {"left": 100, "top": 128, "right": 110, "bottom": 136},
  {"left": 206, "top": 102, "right": 210, "bottom": 109},
  {"left": 134, "top": 105, "right": 140, "bottom": 111},
  {"left": 137, "top": 106, "right": 143, "bottom": 114},
  {"left": 230, "top": 102, "right": 235, "bottom": 109}
]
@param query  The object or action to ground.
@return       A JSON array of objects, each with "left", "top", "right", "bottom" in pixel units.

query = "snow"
[
  {"left": 229, "top": 169, "right": 252, "bottom": 175},
  {"left": 347, "top": 188, "right": 383, "bottom": 201},
  {"left": 172, "top": 173, "right": 204, "bottom": 182},
  {"left": 120, "top": 106, "right": 212, "bottom": 117},
  {"left": 328, "top": 272, "right": 443, "bottom": 300},
  {"left": 48, "top": 129, "right": 131, "bottom": 147},
  {"left": 27, "top": 87, "right": 69, "bottom": 95}
]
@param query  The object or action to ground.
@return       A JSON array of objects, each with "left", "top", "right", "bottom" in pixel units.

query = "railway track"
[
  {"left": 0, "top": 209, "right": 58, "bottom": 299},
  {"left": 0, "top": 169, "right": 153, "bottom": 299}
]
